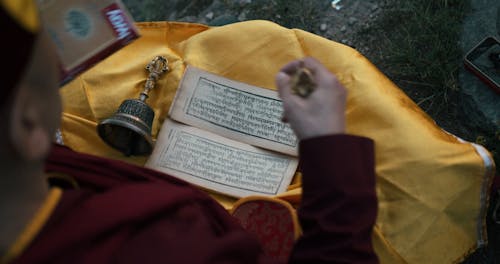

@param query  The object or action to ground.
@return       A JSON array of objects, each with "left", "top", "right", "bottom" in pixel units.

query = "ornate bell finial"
[{"left": 97, "top": 56, "right": 169, "bottom": 156}]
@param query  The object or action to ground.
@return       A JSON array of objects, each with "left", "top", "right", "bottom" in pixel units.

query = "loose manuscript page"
[
  {"left": 169, "top": 66, "right": 298, "bottom": 156},
  {"left": 146, "top": 120, "right": 298, "bottom": 198}
]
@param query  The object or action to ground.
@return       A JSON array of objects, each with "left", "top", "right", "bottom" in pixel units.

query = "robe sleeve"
[
  {"left": 289, "top": 134, "right": 378, "bottom": 263},
  {"left": 34, "top": 135, "right": 378, "bottom": 264}
]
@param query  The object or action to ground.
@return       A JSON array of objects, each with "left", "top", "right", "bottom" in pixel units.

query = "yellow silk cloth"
[{"left": 59, "top": 21, "right": 496, "bottom": 263}]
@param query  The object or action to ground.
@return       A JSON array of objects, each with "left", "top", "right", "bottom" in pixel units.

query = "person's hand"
[{"left": 276, "top": 57, "right": 347, "bottom": 140}]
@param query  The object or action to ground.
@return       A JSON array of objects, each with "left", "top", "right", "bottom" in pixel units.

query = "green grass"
[
  {"left": 359, "top": 0, "right": 466, "bottom": 116},
  {"left": 358, "top": 0, "right": 499, "bottom": 171}
]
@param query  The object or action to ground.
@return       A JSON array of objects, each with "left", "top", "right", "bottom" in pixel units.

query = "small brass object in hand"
[{"left": 290, "top": 67, "right": 316, "bottom": 98}]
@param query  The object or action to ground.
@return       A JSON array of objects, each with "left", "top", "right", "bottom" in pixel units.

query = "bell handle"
[{"left": 140, "top": 56, "right": 169, "bottom": 101}]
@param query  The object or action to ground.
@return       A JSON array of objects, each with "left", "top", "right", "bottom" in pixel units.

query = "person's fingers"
[
  {"left": 276, "top": 71, "right": 297, "bottom": 124},
  {"left": 280, "top": 59, "right": 302, "bottom": 75},
  {"left": 302, "top": 57, "right": 326, "bottom": 73},
  {"left": 302, "top": 57, "right": 338, "bottom": 91},
  {"left": 276, "top": 71, "right": 293, "bottom": 100}
]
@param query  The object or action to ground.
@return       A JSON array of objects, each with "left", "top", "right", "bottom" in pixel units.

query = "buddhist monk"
[{"left": 0, "top": 2, "right": 377, "bottom": 263}]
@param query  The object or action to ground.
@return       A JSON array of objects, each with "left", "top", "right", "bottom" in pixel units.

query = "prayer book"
[
  {"left": 146, "top": 66, "right": 299, "bottom": 198},
  {"left": 37, "top": 0, "right": 139, "bottom": 84}
]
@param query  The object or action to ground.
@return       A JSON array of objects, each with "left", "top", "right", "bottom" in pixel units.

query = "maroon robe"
[{"left": 13, "top": 135, "right": 378, "bottom": 263}]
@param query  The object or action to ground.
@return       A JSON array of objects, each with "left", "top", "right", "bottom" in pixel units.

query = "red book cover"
[{"left": 37, "top": 0, "right": 140, "bottom": 84}]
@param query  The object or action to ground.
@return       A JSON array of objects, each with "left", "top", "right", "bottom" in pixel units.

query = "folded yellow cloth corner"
[{"left": 59, "top": 20, "right": 496, "bottom": 263}]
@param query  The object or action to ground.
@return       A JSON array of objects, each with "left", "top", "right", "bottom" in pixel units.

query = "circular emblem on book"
[{"left": 64, "top": 9, "right": 92, "bottom": 39}]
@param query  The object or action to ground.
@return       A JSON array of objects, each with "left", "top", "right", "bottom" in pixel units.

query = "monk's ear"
[{"left": 9, "top": 85, "right": 51, "bottom": 161}]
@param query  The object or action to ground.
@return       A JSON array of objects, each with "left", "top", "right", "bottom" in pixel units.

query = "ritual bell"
[{"left": 97, "top": 56, "right": 169, "bottom": 156}]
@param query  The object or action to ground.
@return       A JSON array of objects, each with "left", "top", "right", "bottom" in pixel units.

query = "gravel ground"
[{"left": 123, "top": 0, "right": 386, "bottom": 56}]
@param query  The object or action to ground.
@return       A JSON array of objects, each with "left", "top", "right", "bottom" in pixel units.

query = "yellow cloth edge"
[
  {"left": 1, "top": 188, "right": 62, "bottom": 263},
  {"left": 469, "top": 142, "right": 496, "bottom": 248},
  {"left": 376, "top": 135, "right": 497, "bottom": 264},
  {"left": 47, "top": 172, "right": 80, "bottom": 189},
  {"left": 445, "top": 137, "right": 497, "bottom": 264}
]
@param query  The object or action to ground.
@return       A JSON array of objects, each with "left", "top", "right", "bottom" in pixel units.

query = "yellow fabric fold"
[{"left": 59, "top": 21, "right": 496, "bottom": 263}]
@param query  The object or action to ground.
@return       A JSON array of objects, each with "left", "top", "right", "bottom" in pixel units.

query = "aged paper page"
[
  {"left": 146, "top": 119, "right": 298, "bottom": 198},
  {"left": 169, "top": 66, "right": 298, "bottom": 156}
]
